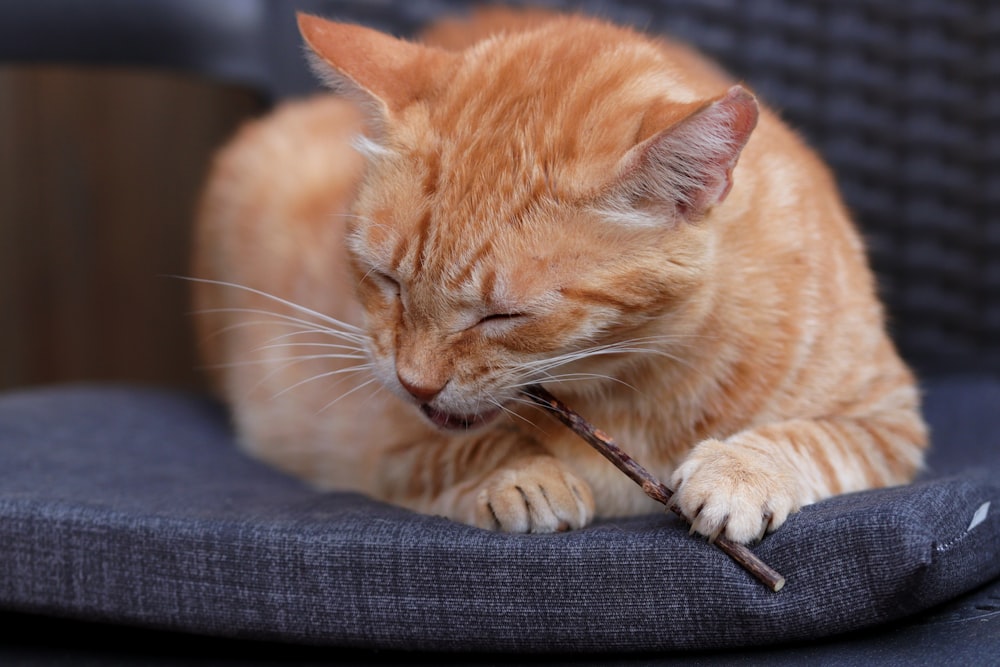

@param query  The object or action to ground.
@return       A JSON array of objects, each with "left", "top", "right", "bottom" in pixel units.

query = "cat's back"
[
  {"left": 421, "top": 7, "right": 731, "bottom": 92},
  {"left": 192, "top": 96, "right": 368, "bottom": 389},
  {"left": 196, "top": 95, "right": 366, "bottom": 232}
]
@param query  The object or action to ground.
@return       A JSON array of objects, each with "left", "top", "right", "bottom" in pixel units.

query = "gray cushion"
[{"left": 0, "top": 378, "right": 997, "bottom": 652}]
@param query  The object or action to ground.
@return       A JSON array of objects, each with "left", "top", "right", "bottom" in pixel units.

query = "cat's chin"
[{"left": 420, "top": 404, "right": 501, "bottom": 432}]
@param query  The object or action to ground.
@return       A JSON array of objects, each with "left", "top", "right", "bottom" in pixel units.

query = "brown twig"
[{"left": 523, "top": 384, "right": 786, "bottom": 592}]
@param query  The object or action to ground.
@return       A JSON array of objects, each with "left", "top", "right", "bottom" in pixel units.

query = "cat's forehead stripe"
[
  {"left": 445, "top": 234, "right": 496, "bottom": 290},
  {"left": 560, "top": 283, "right": 657, "bottom": 313},
  {"left": 408, "top": 209, "right": 434, "bottom": 274}
]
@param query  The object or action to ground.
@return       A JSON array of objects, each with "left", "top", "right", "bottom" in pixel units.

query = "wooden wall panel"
[{"left": 0, "top": 67, "right": 263, "bottom": 391}]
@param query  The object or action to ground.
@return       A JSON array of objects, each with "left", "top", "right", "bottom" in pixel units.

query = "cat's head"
[{"left": 299, "top": 13, "right": 758, "bottom": 431}]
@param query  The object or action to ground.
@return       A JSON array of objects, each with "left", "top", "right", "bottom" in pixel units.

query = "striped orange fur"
[{"left": 191, "top": 8, "right": 927, "bottom": 543}]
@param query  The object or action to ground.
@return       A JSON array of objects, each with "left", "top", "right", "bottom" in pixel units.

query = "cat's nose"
[{"left": 397, "top": 372, "right": 445, "bottom": 403}]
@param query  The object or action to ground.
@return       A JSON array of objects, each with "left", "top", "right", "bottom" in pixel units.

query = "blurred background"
[{"left": 0, "top": 67, "right": 261, "bottom": 391}]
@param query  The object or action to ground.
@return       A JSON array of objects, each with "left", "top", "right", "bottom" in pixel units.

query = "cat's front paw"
[
  {"left": 670, "top": 438, "right": 803, "bottom": 544},
  {"left": 474, "top": 456, "right": 594, "bottom": 533}
]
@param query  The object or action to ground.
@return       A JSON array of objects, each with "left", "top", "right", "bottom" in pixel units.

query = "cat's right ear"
[
  {"left": 298, "top": 14, "right": 455, "bottom": 132},
  {"left": 600, "top": 85, "right": 759, "bottom": 226}
]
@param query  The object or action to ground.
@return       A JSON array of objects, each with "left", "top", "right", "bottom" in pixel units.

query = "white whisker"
[
  {"left": 255, "top": 329, "right": 370, "bottom": 359},
  {"left": 272, "top": 364, "right": 373, "bottom": 399},
  {"left": 256, "top": 341, "right": 368, "bottom": 355},
  {"left": 197, "top": 307, "right": 368, "bottom": 345},
  {"left": 178, "top": 276, "right": 366, "bottom": 334},
  {"left": 358, "top": 379, "right": 388, "bottom": 404},
  {"left": 509, "top": 372, "right": 639, "bottom": 393},
  {"left": 498, "top": 334, "right": 703, "bottom": 399},
  {"left": 203, "top": 354, "right": 369, "bottom": 370},
  {"left": 316, "top": 377, "right": 381, "bottom": 414},
  {"left": 487, "top": 397, "right": 540, "bottom": 430},
  {"left": 517, "top": 335, "right": 699, "bottom": 378},
  {"left": 199, "top": 318, "right": 322, "bottom": 343}
]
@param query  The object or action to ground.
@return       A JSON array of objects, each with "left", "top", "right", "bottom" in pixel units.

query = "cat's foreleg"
[
  {"left": 378, "top": 427, "right": 595, "bottom": 533},
  {"left": 670, "top": 411, "right": 927, "bottom": 543}
]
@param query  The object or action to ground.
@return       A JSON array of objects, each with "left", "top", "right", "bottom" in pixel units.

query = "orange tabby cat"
[{"left": 192, "top": 8, "right": 928, "bottom": 543}]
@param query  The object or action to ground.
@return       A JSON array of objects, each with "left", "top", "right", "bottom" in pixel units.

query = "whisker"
[
  {"left": 255, "top": 329, "right": 370, "bottom": 358},
  {"left": 519, "top": 343, "right": 671, "bottom": 372},
  {"left": 199, "top": 318, "right": 323, "bottom": 343},
  {"left": 316, "top": 377, "right": 381, "bottom": 414},
  {"left": 177, "top": 276, "right": 366, "bottom": 334},
  {"left": 204, "top": 353, "right": 369, "bottom": 371},
  {"left": 516, "top": 335, "right": 700, "bottom": 380},
  {"left": 272, "top": 364, "right": 373, "bottom": 399},
  {"left": 219, "top": 353, "right": 347, "bottom": 400},
  {"left": 487, "top": 397, "right": 540, "bottom": 430},
  {"left": 498, "top": 333, "right": 705, "bottom": 399},
  {"left": 358, "top": 379, "right": 388, "bottom": 404},
  {"left": 504, "top": 395, "right": 565, "bottom": 434},
  {"left": 256, "top": 341, "right": 368, "bottom": 355},
  {"left": 196, "top": 307, "right": 368, "bottom": 344},
  {"left": 509, "top": 372, "right": 640, "bottom": 393}
]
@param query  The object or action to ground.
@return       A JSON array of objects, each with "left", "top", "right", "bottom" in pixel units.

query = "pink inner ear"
[{"left": 626, "top": 85, "right": 760, "bottom": 223}]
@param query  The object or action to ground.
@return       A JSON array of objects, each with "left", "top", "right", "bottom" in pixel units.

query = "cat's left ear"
[
  {"left": 605, "top": 85, "right": 759, "bottom": 224},
  {"left": 298, "top": 14, "right": 455, "bottom": 130}
]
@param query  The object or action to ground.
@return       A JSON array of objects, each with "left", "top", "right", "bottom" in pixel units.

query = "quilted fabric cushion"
[{"left": 0, "top": 378, "right": 997, "bottom": 652}]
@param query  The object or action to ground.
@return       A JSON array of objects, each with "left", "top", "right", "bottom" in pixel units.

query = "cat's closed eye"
[
  {"left": 476, "top": 312, "right": 526, "bottom": 328},
  {"left": 369, "top": 271, "right": 401, "bottom": 297}
]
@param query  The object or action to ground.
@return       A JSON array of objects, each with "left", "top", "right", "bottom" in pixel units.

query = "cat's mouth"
[{"left": 420, "top": 404, "right": 501, "bottom": 431}]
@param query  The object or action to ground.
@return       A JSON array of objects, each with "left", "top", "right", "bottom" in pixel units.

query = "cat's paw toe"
[
  {"left": 670, "top": 438, "right": 800, "bottom": 544},
  {"left": 475, "top": 456, "right": 594, "bottom": 533}
]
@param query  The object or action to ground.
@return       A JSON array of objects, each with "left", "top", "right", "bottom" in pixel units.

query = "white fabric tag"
[{"left": 968, "top": 501, "right": 990, "bottom": 531}]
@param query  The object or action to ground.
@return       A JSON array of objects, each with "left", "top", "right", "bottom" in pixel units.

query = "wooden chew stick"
[{"left": 523, "top": 384, "right": 786, "bottom": 592}]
